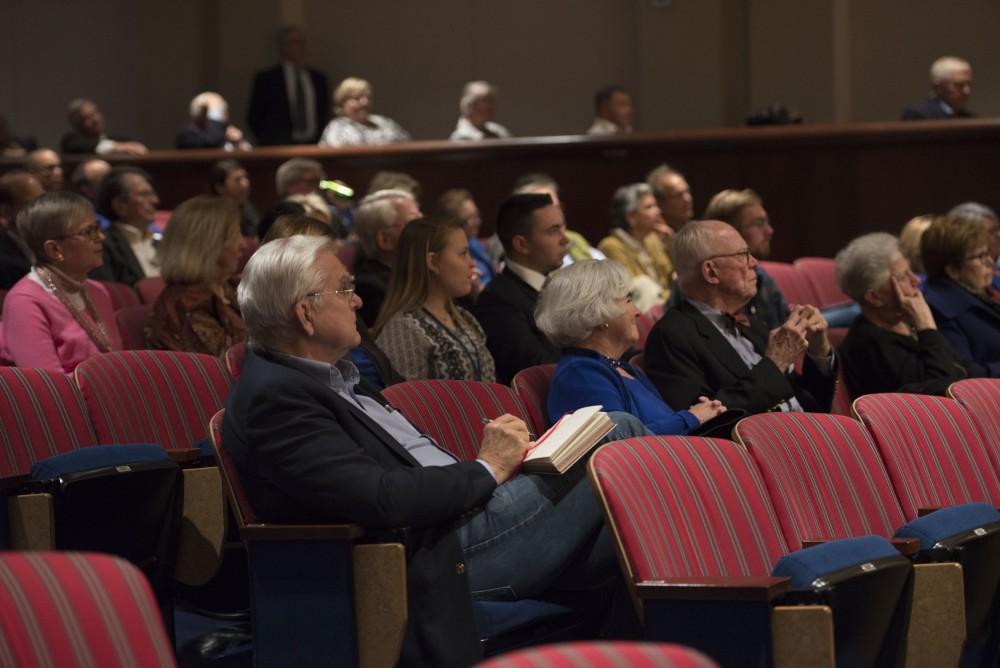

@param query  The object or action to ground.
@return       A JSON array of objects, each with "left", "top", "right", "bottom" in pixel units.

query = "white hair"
[
  {"left": 535, "top": 260, "right": 630, "bottom": 347},
  {"left": 274, "top": 158, "right": 324, "bottom": 196},
  {"left": 670, "top": 220, "right": 723, "bottom": 283},
  {"left": 835, "top": 232, "right": 900, "bottom": 303},
  {"left": 930, "top": 56, "right": 971, "bottom": 86},
  {"left": 238, "top": 235, "right": 335, "bottom": 352},
  {"left": 189, "top": 91, "right": 227, "bottom": 120},
  {"left": 354, "top": 188, "right": 416, "bottom": 256},
  {"left": 459, "top": 81, "right": 498, "bottom": 116},
  {"left": 610, "top": 183, "right": 652, "bottom": 229}
]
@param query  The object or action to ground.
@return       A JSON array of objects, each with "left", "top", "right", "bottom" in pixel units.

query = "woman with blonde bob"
[
  {"left": 318, "top": 77, "right": 410, "bottom": 147},
  {"left": 146, "top": 195, "right": 246, "bottom": 355},
  {"left": 374, "top": 217, "right": 495, "bottom": 381}
]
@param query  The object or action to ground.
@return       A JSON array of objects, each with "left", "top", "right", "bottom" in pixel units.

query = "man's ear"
[
  {"left": 510, "top": 234, "right": 530, "bottom": 257},
  {"left": 294, "top": 300, "right": 316, "bottom": 337},
  {"left": 701, "top": 260, "right": 720, "bottom": 285},
  {"left": 374, "top": 229, "right": 392, "bottom": 253}
]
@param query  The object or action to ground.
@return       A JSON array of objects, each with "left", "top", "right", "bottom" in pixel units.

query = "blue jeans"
[{"left": 455, "top": 412, "right": 650, "bottom": 601}]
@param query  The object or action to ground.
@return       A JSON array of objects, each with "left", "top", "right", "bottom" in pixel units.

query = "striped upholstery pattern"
[
  {"left": 734, "top": 413, "right": 906, "bottom": 550},
  {"left": 758, "top": 261, "right": 818, "bottom": 307},
  {"left": 209, "top": 409, "right": 255, "bottom": 525},
  {"left": 853, "top": 393, "right": 1000, "bottom": 518},
  {"left": 382, "top": 380, "right": 532, "bottom": 461},
  {"left": 134, "top": 277, "right": 166, "bottom": 306},
  {"left": 0, "top": 367, "right": 97, "bottom": 478},
  {"left": 75, "top": 351, "right": 231, "bottom": 451},
  {"left": 477, "top": 641, "right": 718, "bottom": 668},
  {"left": 589, "top": 436, "right": 788, "bottom": 580},
  {"left": 98, "top": 281, "right": 140, "bottom": 311},
  {"left": 223, "top": 341, "right": 247, "bottom": 381},
  {"left": 511, "top": 364, "right": 556, "bottom": 434},
  {"left": 948, "top": 378, "right": 1000, "bottom": 472},
  {"left": 115, "top": 305, "right": 152, "bottom": 351},
  {"left": 0, "top": 552, "right": 175, "bottom": 668},
  {"left": 793, "top": 257, "right": 851, "bottom": 308}
]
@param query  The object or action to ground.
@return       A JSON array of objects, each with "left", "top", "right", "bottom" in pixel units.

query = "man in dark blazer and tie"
[
  {"left": 475, "top": 193, "right": 569, "bottom": 384},
  {"left": 901, "top": 56, "right": 975, "bottom": 120},
  {"left": 645, "top": 220, "right": 836, "bottom": 415},
  {"left": 248, "top": 26, "right": 329, "bottom": 145}
]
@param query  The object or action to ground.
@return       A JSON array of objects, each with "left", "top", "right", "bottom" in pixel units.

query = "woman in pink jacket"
[{"left": 1, "top": 192, "right": 120, "bottom": 372}]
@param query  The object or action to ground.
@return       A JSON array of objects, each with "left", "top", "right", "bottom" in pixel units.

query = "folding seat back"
[
  {"left": 511, "top": 364, "right": 556, "bottom": 434},
  {"left": 635, "top": 311, "right": 658, "bottom": 349},
  {"left": 0, "top": 552, "right": 177, "bottom": 668},
  {"left": 475, "top": 641, "right": 719, "bottom": 668},
  {"left": 948, "top": 378, "right": 1000, "bottom": 472},
  {"left": 381, "top": 380, "right": 533, "bottom": 461},
  {"left": 853, "top": 393, "right": 1000, "bottom": 517},
  {"left": 223, "top": 341, "right": 248, "bottom": 381},
  {"left": 758, "top": 261, "right": 818, "bottom": 307},
  {"left": 135, "top": 276, "right": 166, "bottom": 305},
  {"left": 793, "top": 257, "right": 851, "bottom": 308},
  {"left": 98, "top": 280, "right": 140, "bottom": 310},
  {"left": 115, "top": 304, "right": 152, "bottom": 350}
]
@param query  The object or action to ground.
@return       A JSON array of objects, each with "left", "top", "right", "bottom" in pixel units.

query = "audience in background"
[
  {"left": 208, "top": 159, "right": 260, "bottom": 236},
  {"left": 248, "top": 26, "right": 329, "bottom": 145},
  {"left": 898, "top": 215, "right": 934, "bottom": 280},
  {"left": 274, "top": 157, "right": 325, "bottom": 198},
  {"left": 2, "top": 192, "right": 120, "bottom": 372},
  {"left": 920, "top": 215, "right": 1000, "bottom": 377},
  {"left": 949, "top": 201, "right": 1000, "bottom": 291},
  {"left": 89, "top": 166, "right": 161, "bottom": 285},
  {"left": 255, "top": 201, "right": 307, "bottom": 243},
  {"left": 0, "top": 170, "right": 44, "bottom": 289},
  {"left": 366, "top": 170, "right": 421, "bottom": 200},
  {"left": 475, "top": 193, "right": 567, "bottom": 384},
  {"left": 0, "top": 115, "right": 36, "bottom": 157},
  {"left": 835, "top": 231, "right": 965, "bottom": 397},
  {"left": 353, "top": 189, "right": 422, "bottom": 325},
  {"left": 177, "top": 92, "right": 252, "bottom": 150},
  {"left": 61, "top": 98, "right": 148, "bottom": 156},
  {"left": 319, "top": 77, "right": 410, "bottom": 147},
  {"left": 645, "top": 220, "right": 836, "bottom": 415},
  {"left": 647, "top": 163, "right": 694, "bottom": 232},
  {"left": 70, "top": 159, "right": 111, "bottom": 205},
  {"left": 538, "top": 259, "right": 725, "bottom": 432},
  {"left": 587, "top": 85, "right": 633, "bottom": 136},
  {"left": 901, "top": 56, "right": 974, "bottom": 120},
  {"left": 450, "top": 81, "right": 511, "bottom": 141},
  {"left": 260, "top": 213, "right": 334, "bottom": 245},
  {"left": 375, "top": 218, "right": 495, "bottom": 381},
  {"left": 437, "top": 188, "right": 494, "bottom": 287},
  {"left": 25, "top": 149, "right": 64, "bottom": 192},
  {"left": 146, "top": 196, "right": 246, "bottom": 356},
  {"left": 597, "top": 183, "right": 672, "bottom": 311}
]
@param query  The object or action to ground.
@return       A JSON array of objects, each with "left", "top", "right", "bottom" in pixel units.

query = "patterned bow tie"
[{"left": 724, "top": 312, "right": 751, "bottom": 331}]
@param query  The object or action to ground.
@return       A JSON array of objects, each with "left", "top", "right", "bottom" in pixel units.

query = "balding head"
[
  {"left": 0, "top": 170, "right": 45, "bottom": 227},
  {"left": 25, "top": 149, "right": 64, "bottom": 192},
  {"left": 671, "top": 219, "right": 759, "bottom": 311},
  {"left": 71, "top": 159, "right": 111, "bottom": 203}
]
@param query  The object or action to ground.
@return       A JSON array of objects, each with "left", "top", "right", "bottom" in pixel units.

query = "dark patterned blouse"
[
  {"left": 145, "top": 279, "right": 246, "bottom": 357},
  {"left": 375, "top": 306, "right": 496, "bottom": 382}
]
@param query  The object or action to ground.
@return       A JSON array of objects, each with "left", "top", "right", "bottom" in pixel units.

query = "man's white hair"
[
  {"left": 930, "top": 56, "right": 971, "bottom": 86},
  {"left": 189, "top": 91, "right": 227, "bottom": 120},
  {"left": 459, "top": 81, "right": 498, "bottom": 116},
  {"left": 354, "top": 189, "right": 416, "bottom": 256}
]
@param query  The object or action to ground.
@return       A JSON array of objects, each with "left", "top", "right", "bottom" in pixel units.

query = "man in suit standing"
[
  {"left": 248, "top": 26, "right": 329, "bottom": 145},
  {"left": 645, "top": 220, "right": 836, "bottom": 415},
  {"left": 901, "top": 56, "right": 975, "bottom": 120},
  {"left": 475, "top": 193, "right": 569, "bottom": 384}
]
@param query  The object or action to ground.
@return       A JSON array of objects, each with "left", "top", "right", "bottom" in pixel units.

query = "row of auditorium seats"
[{"left": 759, "top": 257, "right": 851, "bottom": 310}]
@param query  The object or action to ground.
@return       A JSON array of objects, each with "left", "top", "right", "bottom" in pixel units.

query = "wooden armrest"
[
  {"left": 917, "top": 507, "right": 941, "bottom": 517},
  {"left": 635, "top": 576, "right": 790, "bottom": 602},
  {"left": 890, "top": 537, "right": 921, "bottom": 557},
  {"left": 240, "top": 523, "right": 364, "bottom": 541},
  {"left": 166, "top": 448, "right": 202, "bottom": 464},
  {"left": 800, "top": 539, "right": 826, "bottom": 549},
  {"left": 0, "top": 474, "right": 34, "bottom": 493}
]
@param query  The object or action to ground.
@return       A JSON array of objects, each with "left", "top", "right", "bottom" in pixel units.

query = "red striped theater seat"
[
  {"left": 757, "top": 261, "right": 818, "bottom": 308},
  {"left": 853, "top": 393, "right": 1000, "bottom": 518},
  {"left": 0, "top": 367, "right": 97, "bottom": 478},
  {"left": 511, "top": 364, "right": 556, "bottom": 434},
  {"left": 0, "top": 551, "right": 176, "bottom": 668},
  {"left": 793, "top": 257, "right": 851, "bottom": 309},
  {"left": 98, "top": 281, "right": 141, "bottom": 311},
  {"left": 74, "top": 351, "right": 231, "bottom": 451},
  {"left": 948, "top": 378, "right": 1000, "bottom": 472},
  {"left": 381, "top": 380, "right": 532, "bottom": 462},
  {"left": 115, "top": 304, "right": 152, "bottom": 351},
  {"left": 223, "top": 341, "right": 248, "bottom": 381},
  {"left": 135, "top": 277, "right": 166, "bottom": 306},
  {"left": 477, "top": 641, "right": 718, "bottom": 668}
]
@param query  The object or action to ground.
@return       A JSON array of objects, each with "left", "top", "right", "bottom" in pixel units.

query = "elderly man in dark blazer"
[
  {"left": 901, "top": 56, "right": 975, "bottom": 120},
  {"left": 645, "top": 220, "right": 836, "bottom": 415}
]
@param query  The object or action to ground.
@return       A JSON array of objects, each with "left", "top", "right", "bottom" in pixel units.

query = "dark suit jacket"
[
  {"left": 474, "top": 267, "right": 560, "bottom": 384},
  {"left": 247, "top": 64, "right": 329, "bottom": 145},
  {"left": 923, "top": 278, "right": 1000, "bottom": 378},
  {"left": 175, "top": 121, "right": 228, "bottom": 149},
  {"left": 88, "top": 225, "right": 146, "bottom": 286},
  {"left": 0, "top": 226, "right": 32, "bottom": 290},
  {"left": 224, "top": 350, "right": 494, "bottom": 666},
  {"left": 901, "top": 96, "right": 975, "bottom": 120},
  {"left": 59, "top": 130, "right": 132, "bottom": 154},
  {"left": 355, "top": 257, "right": 391, "bottom": 328},
  {"left": 645, "top": 299, "right": 835, "bottom": 414}
]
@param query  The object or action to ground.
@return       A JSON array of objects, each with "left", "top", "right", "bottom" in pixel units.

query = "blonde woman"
[{"left": 318, "top": 77, "right": 410, "bottom": 147}]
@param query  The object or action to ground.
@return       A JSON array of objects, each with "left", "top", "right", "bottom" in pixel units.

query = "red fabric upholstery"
[
  {"left": 0, "top": 551, "right": 176, "bottom": 668},
  {"left": 115, "top": 304, "right": 152, "bottom": 351},
  {"left": 239, "top": 236, "right": 259, "bottom": 273},
  {"left": 75, "top": 350, "right": 231, "bottom": 452},
  {"left": 734, "top": 412, "right": 906, "bottom": 550},
  {"left": 209, "top": 409, "right": 255, "bottom": 525},
  {"left": 831, "top": 366, "right": 852, "bottom": 416},
  {"left": 793, "top": 257, "right": 851, "bottom": 308},
  {"left": 636, "top": 312, "right": 657, "bottom": 350},
  {"left": 134, "top": 277, "right": 166, "bottom": 306},
  {"left": 381, "top": 380, "right": 532, "bottom": 462},
  {"left": 758, "top": 261, "right": 818, "bottom": 308},
  {"left": 589, "top": 436, "right": 788, "bottom": 581},
  {"left": 853, "top": 393, "right": 1000, "bottom": 518},
  {"left": 477, "top": 641, "right": 717, "bottom": 668},
  {"left": 511, "top": 364, "right": 556, "bottom": 434},
  {"left": 98, "top": 281, "right": 140, "bottom": 311},
  {"left": 948, "top": 378, "right": 1000, "bottom": 472},
  {"left": 0, "top": 367, "right": 97, "bottom": 478},
  {"left": 223, "top": 341, "right": 247, "bottom": 381}
]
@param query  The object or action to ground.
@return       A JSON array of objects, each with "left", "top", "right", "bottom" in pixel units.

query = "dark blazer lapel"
[{"left": 679, "top": 300, "right": 760, "bottom": 378}]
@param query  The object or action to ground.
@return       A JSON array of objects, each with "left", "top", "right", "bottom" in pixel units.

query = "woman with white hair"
[
  {"left": 835, "top": 232, "right": 966, "bottom": 397},
  {"left": 537, "top": 259, "right": 724, "bottom": 432},
  {"left": 318, "top": 77, "right": 410, "bottom": 147},
  {"left": 450, "top": 81, "right": 511, "bottom": 141}
]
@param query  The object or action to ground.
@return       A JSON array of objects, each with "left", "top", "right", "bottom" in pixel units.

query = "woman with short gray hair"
[
  {"left": 450, "top": 81, "right": 511, "bottom": 141},
  {"left": 835, "top": 232, "right": 966, "bottom": 397},
  {"left": 537, "top": 259, "right": 724, "bottom": 432}
]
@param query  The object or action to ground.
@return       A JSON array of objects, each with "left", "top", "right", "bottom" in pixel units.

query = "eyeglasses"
[
  {"left": 57, "top": 223, "right": 103, "bottom": 242},
  {"left": 964, "top": 251, "right": 994, "bottom": 265},
  {"left": 306, "top": 278, "right": 356, "bottom": 300},
  {"left": 706, "top": 248, "right": 752, "bottom": 266}
]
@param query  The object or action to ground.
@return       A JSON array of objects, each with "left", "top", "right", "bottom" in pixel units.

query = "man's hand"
[
  {"left": 892, "top": 276, "right": 936, "bottom": 330},
  {"left": 226, "top": 125, "right": 244, "bottom": 143},
  {"left": 792, "top": 304, "right": 831, "bottom": 356},
  {"left": 478, "top": 414, "right": 532, "bottom": 484},
  {"left": 765, "top": 313, "right": 809, "bottom": 370}
]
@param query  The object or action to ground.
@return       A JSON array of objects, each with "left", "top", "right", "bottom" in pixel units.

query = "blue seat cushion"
[
  {"left": 895, "top": 503, "right": 1000, "bottom": 550},
  {"left": 473, "top": 599, "right": 572, "bottom": 638},
  {"left": 772, "top": 536, "right": 900, "bottom": 589},
  {"left": 30, "top": 444, "right": 168, "bottom": 481}
]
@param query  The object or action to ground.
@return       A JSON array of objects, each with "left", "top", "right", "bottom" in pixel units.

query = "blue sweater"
[{"left": 547, "top": 348, "right": 700, "bottom": 435}]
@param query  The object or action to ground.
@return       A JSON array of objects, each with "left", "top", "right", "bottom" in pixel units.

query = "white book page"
[{"left": 525, "top": 405, "right": 603, "bottom": 461}]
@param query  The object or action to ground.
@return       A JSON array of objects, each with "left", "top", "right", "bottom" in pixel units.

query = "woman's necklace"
[{"left": 37, "top": 265, "right": 113, "bottom": 352}]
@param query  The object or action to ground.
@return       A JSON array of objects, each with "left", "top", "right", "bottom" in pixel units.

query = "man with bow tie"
[{"left": 645, "top": 220, "right": 836, "bottom": 415}]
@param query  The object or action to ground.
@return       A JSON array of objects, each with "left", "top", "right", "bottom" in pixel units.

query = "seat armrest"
[
  {"left": 917, "top": 507, "right": 940, "bottom": 517},
  {"left": 240, "top": 523, "right": 364, "bottom": 541},
  {"left": 0, "top": 474, "right": 44, "bottom": 494},
  {"left": 635, "top": 576, "right": 791, "bottom": 602},
  {"left": 165, "top": 448, "right": 202, "bottom": 464}
]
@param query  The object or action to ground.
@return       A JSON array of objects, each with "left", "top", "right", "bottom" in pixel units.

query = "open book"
[{"left": 523, "top": 405, "right": 614, "bottom": 474}]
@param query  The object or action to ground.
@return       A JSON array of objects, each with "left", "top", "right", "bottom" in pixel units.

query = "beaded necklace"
[{"left": 36, "top": 265, "right": 113, "bottom": 353}]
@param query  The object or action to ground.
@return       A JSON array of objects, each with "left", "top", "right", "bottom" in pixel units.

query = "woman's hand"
[{"left": 688, "top": 395, "right": 726, "bottom": 424}]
